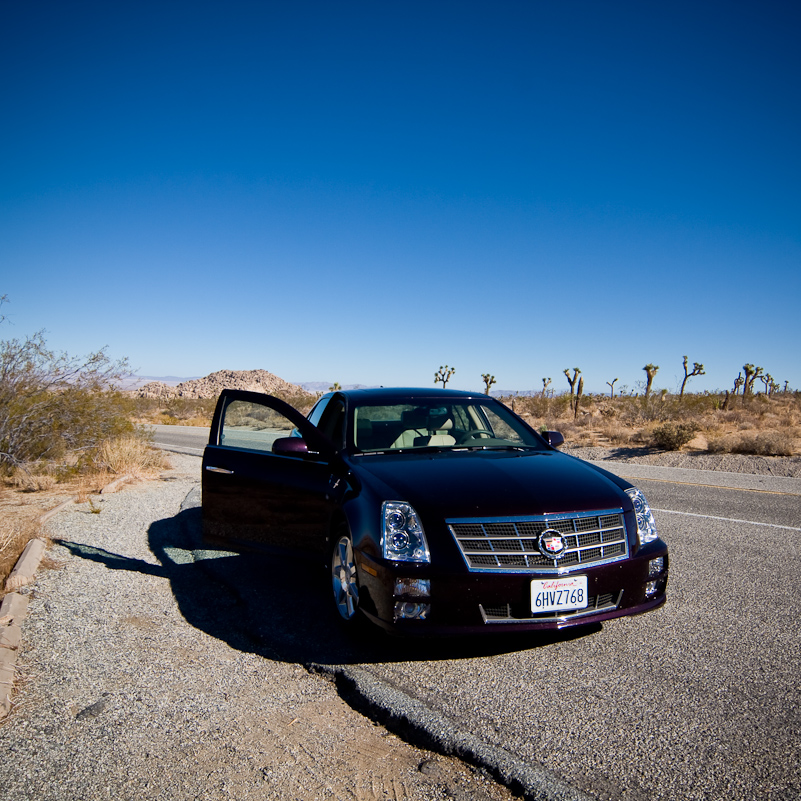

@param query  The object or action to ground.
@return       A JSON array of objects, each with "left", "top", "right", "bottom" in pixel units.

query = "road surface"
[{"left": 150, "top": 424, "right": 801, "bottom": 800}]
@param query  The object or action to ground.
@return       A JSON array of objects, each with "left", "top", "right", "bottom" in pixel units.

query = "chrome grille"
[
  {"left": 448, "top": 509, "right": 628, "bottom": 573},
  {"left": 480, "top": 591, "right": 623, "bottom": 624}
]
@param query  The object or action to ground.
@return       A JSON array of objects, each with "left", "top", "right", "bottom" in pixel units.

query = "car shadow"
[{"left": 55, "top": 504, "right": 601, "bottom": 666}]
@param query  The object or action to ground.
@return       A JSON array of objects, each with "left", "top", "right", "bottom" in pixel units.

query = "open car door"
[{"left": 202, "top": 390, "right": 338, "bottom": 555}]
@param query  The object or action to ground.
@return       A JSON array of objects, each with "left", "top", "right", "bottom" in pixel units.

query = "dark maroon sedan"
[{"left": 202, "top": 387, "right": 668, "bottom": 635}]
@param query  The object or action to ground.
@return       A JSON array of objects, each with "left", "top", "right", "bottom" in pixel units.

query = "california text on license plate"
[{"left": 531, "top": 576, "right": 588, "bottom": 613}]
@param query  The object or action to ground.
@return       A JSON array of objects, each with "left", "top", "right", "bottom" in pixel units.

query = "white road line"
[
  {"left": 653, "top": 508, "right": 801, "bottom": 532},
  {"left": 154, "top": 442, "right": 205, "bottom": 454}
]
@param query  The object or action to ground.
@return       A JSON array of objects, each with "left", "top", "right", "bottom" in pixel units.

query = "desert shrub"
[
  {"left": 0, "top": 510, "right": 42, "bottom": 587},
  {"left": 9, "top": 464, "right": 58, "bottom": 491},
  {"left": 651, "top": 422, "right": 699, "bottom": 451},
  {"left": 273, "top": 390, "right": 317, "bottom": 415},
  {"left": 708, "top": 431, "right": 795, "bottom": 457},
  {"left": 163, "top": 397, "right": 216, "bottom": 422},
  {"left": 598, "top": 423, "right": 635, "bottom": 446},
  {"left": 0, "top": 330, "right": 132, "bottom": 473},
  {"left": 131, "top": 396, "right": 216, "bottom": 426},
  {"left": 94, "top": 436, "right": 170, "bottom": 477}
]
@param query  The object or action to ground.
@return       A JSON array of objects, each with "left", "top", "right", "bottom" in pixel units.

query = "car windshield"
[{"left": 350, "top": 399, "right": 547, "bottom": 454}]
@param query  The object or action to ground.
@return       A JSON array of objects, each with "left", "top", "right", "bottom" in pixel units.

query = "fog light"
[
  {"left": 648, "top": 557, "right": 664, "bottom": 578},
  {"left": 394, "top": 578, "right": 431, "bottom": 598},
  {"left": 645, "top": 580, "right": 660, "bottom": 597},
  {"left": 394, "top": 601, "right": 430, "bottom": 621}
]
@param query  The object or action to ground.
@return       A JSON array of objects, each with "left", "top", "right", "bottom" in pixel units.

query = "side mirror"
[
  {"left": 272, "top": 437, "right": 312, "bottom": 456},
  {"left": 544, "top": 431, "right": 565, "bottom": 448}
]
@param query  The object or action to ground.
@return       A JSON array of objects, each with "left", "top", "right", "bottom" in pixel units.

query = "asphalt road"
[
  {"left": 150, "top": 423, "right": 209, "bottom": 455},
  {"left": 152, "top": 425, "right": 801, "bottom": 801}
]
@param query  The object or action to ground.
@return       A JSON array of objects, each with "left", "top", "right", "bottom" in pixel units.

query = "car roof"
[{"left": 333, "top": 387, "right": 488, "bottom": 402}]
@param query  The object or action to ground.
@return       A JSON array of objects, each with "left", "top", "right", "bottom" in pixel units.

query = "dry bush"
[
  {"left": 93, "top": 436, "right": 170, "bottom": 478},
  {"left": 153, "top": 413, "right": 210, "bottom": 426},
  {"left": 0, "top": 505, "right": 44, "bottom": 589},
  {"left": 273, "top": 390, "right": 317, "bottom": 415},
  {"left": 708, "top": 431, "right": 795, "bottom": 457},
  {"left": 598, "top": 423, "right": 636, "bottom": 446},
  {"left": 131, "top": 397, "right": 216, "bottom": 427},
  {"left": 651, "top": 422, "right": 699, "bottom": 451},
  {"left": 493, "top": 389, "right": 799, "bottom": 456},
  {"left": 0, "top": 331, "right": 134, "bottom": 475},
  {"left": 9, "top": 467, "right": 58, "bottom": 492}
]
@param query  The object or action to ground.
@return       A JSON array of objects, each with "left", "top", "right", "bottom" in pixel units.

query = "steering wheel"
[{"left": 458, "top": 429, "right": 495, "bottom": 444}]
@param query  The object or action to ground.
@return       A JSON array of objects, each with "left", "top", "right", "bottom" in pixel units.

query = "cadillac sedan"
[{"left": 202, "top": 387, "right": 668, "bottom": 635}]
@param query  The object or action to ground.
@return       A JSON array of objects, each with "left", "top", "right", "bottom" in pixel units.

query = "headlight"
[
  {"left": 625, "top": 487, "right": 659, "bottom": 545},
  {"left": 382, "top": 502, "right": 430, "bottom": 563}
]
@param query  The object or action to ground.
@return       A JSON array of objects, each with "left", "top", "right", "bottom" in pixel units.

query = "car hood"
[{"left": 353, "top": 449, "right": 630, "bottom": 519}]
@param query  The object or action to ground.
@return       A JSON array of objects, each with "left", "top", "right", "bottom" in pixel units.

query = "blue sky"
[{"left": 1, "top": 0, "right": 799, "bottom": 395}]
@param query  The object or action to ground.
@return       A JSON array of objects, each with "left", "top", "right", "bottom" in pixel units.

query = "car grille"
[
  {"left": 480, "top": 591, "right": 623, "bottom": 624},
  {"left": 448, "top": 509, "right": 629, "bottom": 573}
]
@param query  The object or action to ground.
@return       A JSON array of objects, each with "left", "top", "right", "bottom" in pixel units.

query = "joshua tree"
[
  {"left": 541, "top": 377, "right": 551, "bottom": 398},
  {"left": 742, "top": 364, "right": 763, "bottom": 398},
  {"left": 434, "top": 365, "right": 455, "bottom": 388},
  {"left": 759, "top": 372, "right": 774, "bottom": 396},
  {"left": 573, "top": 376, "right": 584, "bottom": 420},
  {"left": 481, "top": 373, "right": 496, "bottom": 395},
  {"left": 679, "top": 356, "right": 705, "bottom": 399},
  {"left": 606, "top": 378, "right": 618, "bottom": 398},
  {"left": 733, "top": 372, "right": 744, "bottom": 395},
  {"left": 328, "top": 381, "right": 341, "bottom": 392},
  {"left": 563, "top": 368, "right": 581, "bottom": 409},
  {"left": 643, "top": 364, "right": 659, "bottom": 400}
]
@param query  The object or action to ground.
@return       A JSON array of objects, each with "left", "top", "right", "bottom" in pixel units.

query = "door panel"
[{"left": 202, "top": 392, "right": 335, "bottom": 555}]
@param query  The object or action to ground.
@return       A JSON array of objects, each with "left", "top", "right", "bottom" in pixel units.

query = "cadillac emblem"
[{"left": 538, "top": 529, "right": 567, "bottom": 559}]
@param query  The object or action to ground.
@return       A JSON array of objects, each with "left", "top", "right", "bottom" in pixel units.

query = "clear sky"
[{"left": 2, "top": 0, "right": 799, "bottom": 395}]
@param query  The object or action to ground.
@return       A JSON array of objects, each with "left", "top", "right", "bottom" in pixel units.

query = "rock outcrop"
[{"left": 134, "top": 370, "right": 311, "bottom": 399}]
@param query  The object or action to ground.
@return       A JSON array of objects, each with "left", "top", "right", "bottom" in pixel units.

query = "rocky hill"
[{"left": 134, "top": 369, "right": 312, "bottom": 399}]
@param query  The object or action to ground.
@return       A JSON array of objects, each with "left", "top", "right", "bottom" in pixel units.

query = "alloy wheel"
[{"left": 331, "top": 534, "right": 359, "bottom": 620}]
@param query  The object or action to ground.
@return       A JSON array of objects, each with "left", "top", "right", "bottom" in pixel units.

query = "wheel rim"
[{"left": 331, "top": 535, "right": 359, "bottom": 620}]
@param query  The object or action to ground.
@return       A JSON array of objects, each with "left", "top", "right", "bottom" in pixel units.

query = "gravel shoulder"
[
  {"left": 563, "top": 445, "right": 801, "bottom": 477},
  {"left": 1, "top": 454, "right": 516, "bottom": 801},
  {"left": 5, "top": 447, "right": 797, "bottom": 800}
]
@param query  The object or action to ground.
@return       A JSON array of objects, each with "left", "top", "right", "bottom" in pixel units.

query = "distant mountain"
[
  {"left": 132, "top": 370, "right": 311, "bottom": 399},
  {"left": 123, "top": 375, "right": 201, "bottom": 389},
  {"left": 126, "top": 373, "right": 538, "bottom": 398}
]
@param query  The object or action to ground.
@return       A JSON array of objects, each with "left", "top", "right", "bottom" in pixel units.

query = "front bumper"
[{"left": 356, "top": 541, "right": 668, "bottom": 636}]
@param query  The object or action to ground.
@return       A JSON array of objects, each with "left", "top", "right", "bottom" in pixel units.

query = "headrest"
[{"left": 401, "top": 408, "right": 429, "bottom": 428}]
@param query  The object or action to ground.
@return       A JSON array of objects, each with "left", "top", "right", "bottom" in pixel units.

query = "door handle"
[{"left": 205, "top": 466, "right": 234, "bottom": 474}]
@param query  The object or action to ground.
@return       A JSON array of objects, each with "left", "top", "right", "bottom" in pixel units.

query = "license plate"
[{"left": 531, "top": 576, "right": 588, "bottom": 613}]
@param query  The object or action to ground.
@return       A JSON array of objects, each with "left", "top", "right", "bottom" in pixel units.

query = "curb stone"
[
  {"left": 0, "top": 592, "right": 29, "bottom": 719},
  {"left": 308, "top": 663, "right": 594, "bottom": 801},
  {"left": 5, "top": 538, "right": 47, "bottom": 591}
]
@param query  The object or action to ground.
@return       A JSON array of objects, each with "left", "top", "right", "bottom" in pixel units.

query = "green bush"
[
  {"left": 651, "top": 422, "right": 699, "bottom": 451},
  {"left": 0, "top": 330, "right": 133, "bottom": 473}
]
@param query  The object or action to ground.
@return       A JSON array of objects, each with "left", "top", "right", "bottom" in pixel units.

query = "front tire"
[{"left": 331, "top": 532, "right": 360, "bottom": 622}]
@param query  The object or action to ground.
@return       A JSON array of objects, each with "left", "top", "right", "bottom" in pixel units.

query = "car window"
[
  {"left": 307, "top": 396, "right": 331, "bottom": 428},
  {"left": 482, "top": 406, "right": 528, "bottom": 444},
  {"left": 351, "top": 400, "right": 545, "bottom": 453},
  {"left": 219, "top": 398, "right": 297, "bottom": 453}
]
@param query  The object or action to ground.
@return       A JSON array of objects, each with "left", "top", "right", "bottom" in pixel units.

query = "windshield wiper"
[
  {"left": 456, "top": 444, "right": 538, "bottom": 452},
  {"left": 354, "top": 445, "right": 452, "bottom": 456}
]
